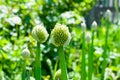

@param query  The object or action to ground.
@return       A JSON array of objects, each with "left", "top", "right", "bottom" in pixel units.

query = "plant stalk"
[
  {"left": 81, "top": 31, "right": 86, "bottom": 80},
  {"left": 101, "top": 20, "right": 109, "bottom": 80},
  {"left": 22, "top": 60, "right": 26, "bottom": 80},
  {"left": 35, "top": 42, "right": 41, "bottom": 80},
  {"left": 58, "top": 46, "right": 68, "bottom": 80},
  {"left": 88, "top": 30, "right": 94, "bottom": 80}
]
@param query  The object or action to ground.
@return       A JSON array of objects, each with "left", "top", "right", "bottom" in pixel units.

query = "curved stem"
[
  {"left": 58, "top": 46, "right": 68, "bottom": 80},
  {"left": 81, "top": 31, "right": 86, "bottom": 80},
  {"left": 88, "top": 31, "right": 94, "bottom": 80},
  {"left": 35, "top": 42, "right": 41, "bottom": 80}
]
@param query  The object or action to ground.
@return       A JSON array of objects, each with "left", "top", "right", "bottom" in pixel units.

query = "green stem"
[
  {"left": 101, "top": 21, "right": 109, "bottom": 80},
  {"left": 53, "top": 60, "right": 58, "bottom": 79},
  {"left": 35, "top": 42, "right": 41, "bottom": 80},
  {"left": 22, "top": 60, "right": 26, "bottom": 80},
  {"left": 16, "top": 25, "right": 19, "bottom": 39},
  {"left": 58, "top": 46, "right": 68, "bottom": 80},
  {"left": 81, "top": 31, "right": 86, "bottom": 80},
  {"left": 88, "top": 31, "right": 94, "bottom": 80},
  {"left": 114, "top": 0, "right": 119, "bottom": 23},
  {"left": 27, "top": 70, "right": 30, "bottom": 80}
]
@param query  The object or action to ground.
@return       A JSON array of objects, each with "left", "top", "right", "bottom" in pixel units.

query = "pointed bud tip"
[
  {"left": 81, "top": 22, "right": 86, "bottom": 32},
  {"left": 92, "top": 21, "right": 97, "bottom": 31},
  {"left": 92, "top": 21, "right": 97, "bottom": 27}
]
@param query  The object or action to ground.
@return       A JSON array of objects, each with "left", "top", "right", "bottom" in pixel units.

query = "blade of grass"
[
  {"left": 27, "top": 69, "right": 30, "bottom": 80},
  {"left": 88, "top": 30, "right": 94, "bottom": 80},
  {"left": 101, "top": 20, "right": 109, "bottom": 80},
  {"left": 53, "top": 60, "right": 58, "bottom": 79},
  {"left": 35, "top": 42, "right": 41, "bottom": 80},
  {"left": 58, "top": 46, "right": 68, "bottom": 80},
  {"left": 81, "top": 31, "right": 86, "bottom": 80},
  {"left": 22, "top": 60, "right": 26, "bottom": 80}
]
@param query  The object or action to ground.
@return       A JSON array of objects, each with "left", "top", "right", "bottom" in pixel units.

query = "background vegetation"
[{"left": 0, "top": 0, "right": 120, "bottom": 80}]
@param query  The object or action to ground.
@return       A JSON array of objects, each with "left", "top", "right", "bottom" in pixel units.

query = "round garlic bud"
[
  {"left": 50, "top": 23, "right": 71, "bottom": 47},
  {"left": 21, "top": 47, "right": 30, "bottom": 59},
  {"left": 54, "top": 69, "right": 61, "bottom": 80},
  {"left": 105, "top": 9, "right": 112, "bottom": 22},
  {"left": 91, "top": 21, "right": 97, "bottom": 31},
  {"left": 32, "top": 25, "right": 49, "bottom": 43},
  {"left": 81, "top": 22, "right": 86, "bottom": 32}
]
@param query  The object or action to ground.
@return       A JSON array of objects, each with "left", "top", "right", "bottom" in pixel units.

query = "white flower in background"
[
  {"left": 68, "top": 18, "right": 76, "bottom": 24},
  {"left": 12, "top": 16, "right": 22, "bottom": 25},
  {"left": 0, "top": 5, "right": 8, "bottom": 18},
  {"left": 109, "top": 52, "right": 120, "bottom": 59},
  {"left": 26, "top": 0, "right": 35, "bottom": 8},
  {"left": 3, "top": 43, "right": 12, "bottom": 52},
  {"left": 6, "top": 16, "right": 21, "bottom": 26},
  {"left": 94, "top": 47, "right": 104, "bottom": 55},
  {"left": 34, "top": 18, "right": 41, "bottom": 25},
  {"left": 0, "top": 5, "right": 8, "bottom": 14},
  {"left": 61, "top": 11, "right": 74, "bottom": 19},
  {"left": 60, "top": 11, "right": 85, "bottom": 25},
  {"left": 104, "top": 68, "right": 116, "bottom": 80},
  {"left": 12, "top": 8, "right": 19, "bottom": 13},
  {"left": 30, "top": 76, "right": 35, "bottom": 80}
]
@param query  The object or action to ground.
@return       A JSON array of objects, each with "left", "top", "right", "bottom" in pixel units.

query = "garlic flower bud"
[
  {"left": 50, "top": 23, "right": 71, "bottom": 47},
  {"left": 91, "top": 21, "right": 97, "bottom": 31},
  {"left": 46, "top": 58, "right": 52, "bottom": 66},
  {"left": 54, "top": 69, "right": 61, "bottom": 80},
  {"left": 32, "top": 25, "right": 49, "bottom": 43},
  {"left": 86, "top": 32, "right": 91, "bottom": 43},
  {"left": 81, "top": 22, "right": 86, "bottom": 32},
  {"left": 105, "top": 9, "right": 112, "bottom": 22},
  {"left": 21, "top": 47, "right": 30, "bottom": 59}
]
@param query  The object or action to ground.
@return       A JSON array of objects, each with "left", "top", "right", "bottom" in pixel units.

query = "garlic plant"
[
  {"left": 50, "top": 23, "right": 71, "bottom": 80},
  {"left": 32, "top": 24, "right": 49, "bottom": 80}
]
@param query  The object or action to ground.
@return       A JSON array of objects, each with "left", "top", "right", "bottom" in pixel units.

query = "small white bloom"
[
  {"left": 12, "top": 16, "right": 21, "bottom": 25},
  {"left": 95, "top": 47, "right": 104, "bottom": 55},
  {"left": 6, "top": 16, "right": 21, "bottom": 26},
  {"left": 61, "top": 11, "right": 74, "bottom": 19},
  {"left": 21, "top": 47, "right": 30, "bottom": 59},
  {"left": 104, "top": 68, "right": 115, "bottom": 80},
  {"left": 0, "top": 5, "right": 8, "bottom": 13}
]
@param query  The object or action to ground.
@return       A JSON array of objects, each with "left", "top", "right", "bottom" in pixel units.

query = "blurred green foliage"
[{"left": 0, "top": 0, "right": 120, "bottom": 80}]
